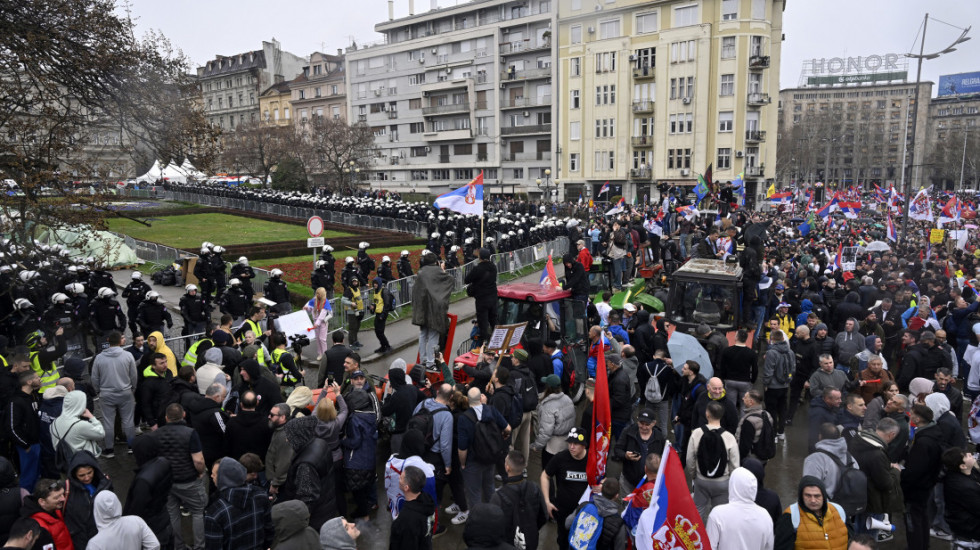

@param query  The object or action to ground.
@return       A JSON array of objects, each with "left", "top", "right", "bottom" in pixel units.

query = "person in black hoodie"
[
  {"left": 832, "top": 291, "right": 865, "bottom": 332},
  {"left": 237, "top": 359, "right": 282, "bottom": 417},
  {"left": 124, "top": 435, "right": 173, "bottom": 548},
  {"left": 631, "top": 310, "right": 655, "bottom": 365},
  {"left": 225, "top": 390, "right": 273, "bottom": 461},
  {"left": 490, "top": 451, "right": 546, "bottom": 550},
  {"left": 464, "top": 248, "right": 498, "bottom": 345},
  {"left": 901, "top": 404, "right": 946, "bottom": 550},
  {"left": 63, "top": 450, "right": 112, "bottom": 550},
  {"left": 389, "top": 465, "right": 436, "bottom": 550},
  {"left": 0, "top": 457, "right": 22, "bottom": 541},
  {"left": 463, "top": 503, "right": 516, "bottom": 550},
  {"left": 184, "top": 382, "right": 229, "bottom": 472},
  {"left": 280, "top": 415, "right": 336, "bottom": 531},
  {"left": 741, "top": 457, "right": 781, "bottom": 524},
  {"left": 7, "top": 370, "right": 41, "bottom": 491},
  {"left": 382, "top": 365, "right": 423, "bottom": 455},
  {"left": 561, "top": 254, "right": 589, "bottom": 305},
  {"left": 942, "top": 448, "right": 980, "bottom": 542}
]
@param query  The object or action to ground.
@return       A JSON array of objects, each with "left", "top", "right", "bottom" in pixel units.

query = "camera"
[{"left": 288, "top": 333, "right": 310, "bottom": 355}]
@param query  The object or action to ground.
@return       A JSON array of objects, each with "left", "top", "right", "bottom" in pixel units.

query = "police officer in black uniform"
[
  {"left": 89, "top": 287, "right": 126, "bottom": 351},
  {"left": 137, "top": 291, "right": 173, "bottom": 337},
  {"left": 229, "top": 257, "right": 255, "bottom": 301},
  {"left": 312, "top": 261, "right": 331, "bottom": 292},
  {"left": 179, "top": 284, "right": 209, "bottom": 336},
  {"left": 397, "top": 250, "right": 413, "bottom": 279},
  {"left": 219, "top": 278, "right": 250, "bottom": 324},
  {"left": 121, "top": 271, "right": 151, "bottom": 337},
  {"left": 263, "top": 268, "right": 291, "bottom": 316}
]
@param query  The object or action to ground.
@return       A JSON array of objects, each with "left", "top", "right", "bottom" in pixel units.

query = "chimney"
[
  {"left": 409, "top": 0, "right": 414, "bottom": 15},
  {"left": 337, "top": 48, "right": 343, "bottom": 56},
  {"left": 430, "top": 0, "right": 437, "bottom": 10},
  {"left": 388, "top": 0, "right": 394, "bottom": 20}
]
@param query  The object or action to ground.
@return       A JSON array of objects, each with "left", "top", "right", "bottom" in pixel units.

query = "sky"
[{"left": 126, "top": 0, "right": 979, "bottom": 94}]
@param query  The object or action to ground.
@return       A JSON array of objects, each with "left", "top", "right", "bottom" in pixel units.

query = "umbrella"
[
  {"left": 864, "top": 241, "right": 891, "bottom": 252},
  {"left": 789, "top": 218, "right": 804, "bottom": 223},
  {"left": 667, "top": 331, "right": 713, "bottom": 378},
  {"left": 742, "top": 221, "right": 771, "bottom": 245}
]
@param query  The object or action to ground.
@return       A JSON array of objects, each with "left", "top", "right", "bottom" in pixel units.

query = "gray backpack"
[{"left": 644, "top": 362, "right": 667, "bottom": 403}]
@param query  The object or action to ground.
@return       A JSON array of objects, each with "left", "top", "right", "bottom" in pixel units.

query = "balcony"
[
  {"left": 745, "top": 130, "right": 767, "bottom": 143},
  {"left": 500, "top": 96, "right": 552, "bottom": 109},
  {"left": 632, "top": 66, "right": 655, "bottom": 80},
  {"left": 387, "top": 111, "right": 398, "bottom": 119},
  {"left": 747, "top": 92, "right": 771, "bottom": 106},
  {"left": 631, "top": 100, "right": 654, "bottom": 114},
  {"left": 422, "top": 128, "right": 473, "bottom": 141},
  {"left": 439, "top": 155, "right": 451, "bottom": 163},
  {"left": 500, "top": 67, "right": 552, "bottom": 82},
  {"left": 499, "top": 39, "right": 551, "bottom": 55},
  {"left": 357, "top": 114, "right": 367, "bottom": 122},
  {"left": 422, "top": 102, "right": 470, "bottom": 116},
  {"left": 749, "top": 55, "right": 770, "bottom": 69},
  {"left": 477, "top": 153, "right": 488, "bottom": 161},
  {"left": 501, "top": 123, "right": 551, "bottom": 135},
  {"left": 631, "top": 135, "right": 653, "bottom": 148},
  {"left": 745, "top": 165, "right": 765, "bottom": 178},
  {"left": 630, "top": 168, "right": 653, "bottom": 180}
]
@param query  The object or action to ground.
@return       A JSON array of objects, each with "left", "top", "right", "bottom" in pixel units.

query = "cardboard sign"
[
  {"left": 930, "top": 229, "right": 945, "bottom": 244},
  {"left": 486, "top": 322, "right": 528, "bottom": 352}
]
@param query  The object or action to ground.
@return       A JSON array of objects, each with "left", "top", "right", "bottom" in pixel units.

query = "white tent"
[
  {"left": 180, "top": 159, "right": 206, "bottom": 180},
  {"left": 161, "top": 161, "right": 188, "bottom": 184},
  {"left": 135, "top": 160, "right": 163, "bottom": 183}
]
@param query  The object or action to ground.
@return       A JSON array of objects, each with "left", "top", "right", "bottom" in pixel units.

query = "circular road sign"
[{"left": 307, "top": 216, "right": 324, "bottom": 238}]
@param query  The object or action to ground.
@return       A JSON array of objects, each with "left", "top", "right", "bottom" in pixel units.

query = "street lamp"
[
  {"left": 543, "top": 168, "right": 552, "bottom": 202},
  {"left": 900, "top": 13, "right": 971, "bottom": 243}
]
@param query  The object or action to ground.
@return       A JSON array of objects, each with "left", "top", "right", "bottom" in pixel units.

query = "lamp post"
[
  {"left": 343, "top": 160, "right": 360, "bottom": 195},
  {"left": 900, "top": 13, "right": 971, "bottom": 243},
  {"left": 543, "top": 168, "right": 552, "bottom": 202}
]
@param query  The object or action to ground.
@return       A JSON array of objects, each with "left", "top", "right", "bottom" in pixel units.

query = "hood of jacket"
[
  {"left": 148, "top": 330, "right": 174, "bottom": 357},
  {"left": 272, "top": 499, "right": 312, "bottom": 542},
  {"left": 239, "top": 358, "right": 261, "bottom": 383},
  {"left": 844, "top": 291, "right": 860, "bottom": 304},
  {"left": 742, "top": 457, "right": 766, "bottom": 488},
  {"left": 814, "top": 436, "right": 849, "bottom": 457},
  {"left": 635, "top": 310, "right": 651, "bottom": 325},
  {"left": 320, "top": 517, "right": 356, "bottom": 550},
  {"left": 925, "top": 392, "right": 951, "bottom": 419},
  {"left": 463, "top": 503, "right": 509, "bottom": 547},
  {"left": 131, "top": 434, "right": 159, "bottom": 468},
  {"left": 68, "top": 449, "right": 104, "bottom": 481},
  {"left": 60, "top": 390, "right": 88, "bottom": 418},
  {"left": 398, "top": 428, "right": 426, "bottom": 459},
  {"left": 727, "top": 467, "right": 758, "bottom": 505},
  {"left": 801, "top": 299, "right": 813, "bottom": 312},
  {"left": 388, "top": 367, "right": 407, "bottom": 389},
  {"left": 770, "top": 339, "right": 792, "bottom": 355},
  {"left": 0, "top": 457, "right": 16, "bottom": 488},
  {"left": 283, "top": 414, "right": 319, "bottom": 452},
  {"left": 216, "top": 457, "right": 247, "bottom": 492},
  {"left": 99, "top": 346, "right": 130, "bottom": 361},
  {"left": 593, "top": 494, "right": 620, "bottom": 517},
  {"left": 796, "top": 475, "right": 829, "bottom": 517},
  {"left": 92, "top": 490, "right": 122, "bottom": 530}
]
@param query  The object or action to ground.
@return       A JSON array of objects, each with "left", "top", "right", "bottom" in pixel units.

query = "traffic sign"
[
  {"left": 307, "top": 237, "right": 325, "bottom": 248},
  {"left": 307, "top": 216, "right": 324, "bottom": 237}
]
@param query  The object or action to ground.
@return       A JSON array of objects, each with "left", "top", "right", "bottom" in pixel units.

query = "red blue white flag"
[
  {"left": 634, "top": 443, "right": 711, "bottom": 550},
  {"left": 587, "top": 349, "right": 611, "bottom": 487}
]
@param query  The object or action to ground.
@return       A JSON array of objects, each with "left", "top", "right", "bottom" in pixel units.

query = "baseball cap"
[
  {"left": 777, "top": 302, "right": 790, "bottom": 309},
  {"left": 637, "top": 409, "right": 656, "bottom": 424},
  {"left": 351, "top": 370, "right": 366, "bottom": 379},
  {"left": 541, "top": 374, "right": 561, "bottom": 388},
  {"left": 566, "top": 428, "right": 588, "bottom": 447},
  {"left": 774, "top": 284, "right": 785, "bottom": 290}
]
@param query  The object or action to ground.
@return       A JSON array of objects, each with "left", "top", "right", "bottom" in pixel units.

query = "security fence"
[{"left": 122, "top": 189, "right": 429, "bottom": 237}]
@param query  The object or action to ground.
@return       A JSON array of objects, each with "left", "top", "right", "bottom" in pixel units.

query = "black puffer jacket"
[
  {"left": 124, "top": 435, "right": 173, "bottom": 543},
  {"left": 944, "top": 469, "right": 980, "bottom": 541},
  {"left": 65, "top": 450, "right": 113, "bottom": 550},
  {"left": 381, "top": 368, "right": 422, "bottom": 435},
  {"left": 901, "top": 422, "right": 945, "bottom": 501},
  {"left": 0, "top": 458, "right": 21, "bottom": 541},
  {"left": 463, "top": 503, "right": 517, "bottom": 550}
]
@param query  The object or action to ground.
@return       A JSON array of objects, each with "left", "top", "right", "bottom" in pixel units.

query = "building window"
[
  {"left": 595, "top": 85, "right": 616, "bottom": 105},
  {"left": 670, "top": 40, "right": 696, "bottom": 63},
  {"left": 433, "top": 170, "right": 450, "bottom": 180},
  {"left": 411, "top": 170, "right": 429, "bottom": 180},
  {"left": 599, "top": 19, "right": 621, "bottom": 39},
  {"left": 570, "top": 121, "right": 581, "bottom": 140},
  {"left": 570, "top": 153, "right": 580, "bottom": 172},
  {"left": 636, "top": 12, "right": 658, "bottom": 33},
  {"left": 513, "top": 168, "right": 524, "bottom": 179},
  {"left": 455, "top": 169, "right": 473, "bottom": 180},
  {"left": 751, "top": 0, "right": 765, "bottom": 19},
  {"left": 720, "top": 74, "right": 734, "bottom": 96},
  {"left": 718, "top": 148, "right": 731, "bottom": 169},
  {"left": 570, "top": 57, "right": 581, "bottom": 77},
  {"left": 408, "top": 73, "right": 425, "bottom": 86},
  {"left": 595, "top": 52, "right": 617, "bottom": 72},
  {"left": 410, "top": 122, "right": 424, "bottom": 133},
  {"left": 674, "top": 5, "right": 699, "bottom": 27},
  {"left": 722, "top": 0, "right": 737, "bottom": 20},
  {"left": 634, "top": 48, "right": 655, "bottom": 69},
  {"left": 721, "top": 36, "right": 735, "bottom": 59},
  {"left": 571, "top": 90, "right": 580, "bottom": 109},
  {"left": 718, "top": 111, "right": 734, "bottom": 132},
  {"left": 410, "top": 146, "right": 428, "bottom": 157},
  {"left": 315, "top": 87, "right": 321, "bottom": 98},
  {"left": 570, "top": 25, "right": 582, "bottom": 44}
]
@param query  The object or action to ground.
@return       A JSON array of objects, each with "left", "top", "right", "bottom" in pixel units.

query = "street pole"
[
  {"left": 900, "top": 13, "right": 928, "bottom": 244},
  {"left": 960, "top": 128, "right": 969, "bottom": 190}
]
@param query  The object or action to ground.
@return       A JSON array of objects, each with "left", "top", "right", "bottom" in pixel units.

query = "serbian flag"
[
  {"left": 539, "top": 255, "right": 560, "bottom": 290},
  {"left": 874, "top": 184, "right": 889, "bottom": 203},
  {"left": 768, "top": 191, "right": 792, "bottom": 206},
  {"left": 939, "top": 196, "right": 961, "bottom": 225},
  {"left": 909, "top": 188, "right": 934, "bottom": 221},
  {"left": 622, "top": 474, "right": 657, "bottom": 541},
  {"left": 586, "top": 349, "right": 612, "bottom": 489},
  {"left": 817, "top": 194, "right": 840, "bottom": 219},
  {"left": 887, "top": 216, "right": 898, "bottom": 242},
  {"left": 433, "top": 171, "right": 483, "bottom": 216},
  {"left": 606, "top": 197, "right": 627, "bottom": 216},
  {"left": 598, "top": 181, "right": 610, "bottom": 196},
  {"left": 634, "top": 443, "right": 710, "bottom": 550},
  {"left": 676, "top": 205, "right": 698, "bottom": 221},
  {"left": 839, "top": 200, "right": 861, "bottom": 219},
  {"left": 832, "top": 242, "right": 843, "bottom": 271}
]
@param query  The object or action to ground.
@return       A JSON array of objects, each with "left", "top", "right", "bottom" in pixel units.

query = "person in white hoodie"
[
  {"left": 50, "top": 390, "right": 105, "bottom": 458},
  {"left": 90, "top": 330, "right": 137, "bottom": 455},
  {"left": 706, "top": 467, "right": 774, "bottom": 550},
  {"left": 87, "top": 490, "right": 160, "bottom": 550}
]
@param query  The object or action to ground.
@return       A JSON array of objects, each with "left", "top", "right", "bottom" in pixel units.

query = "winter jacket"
[
  {"left": 342, "top": 409, "right": 378, "bottom": 472},
  {"left": 564, "top": 494, "right": 625, "bottom": 550},
  {"left": 382, "top": 367, "right": 422, "bottom": 434},
  {"left": 735, "top": 404, "right": 773, "bottom": 461},
  {"left": 313, "top": 393, "right": 348, "bottom": 464},
  {"left": 806, "top": 368, "right": 849, "bottom": 401},
  {"left": 925, "top": 393, "right": 968, "bottom": 450},
  {"left": 801, "top": 438, "right": 853, "bottom": 499},
  {"left": 6, "top": 388, "right": 39, "bottom": 448},
  {"left": 612, "top": 423, "right": 666, "bottom": 487},
  {"left": 51, "top": 391, "right": 104, "bottom": 459},
  {"left": 832, "top": 292, "right": 865, "bottom": 332},
  {"left": 91, "top": 346, "right": 138, "bottom": 394},
  {"left": 944, "top": 469, "right": 980, "bottom": 541},
  {"left": 706, "top": 468, "right": 774, "bottom": 550},
  {"left": 677, "top": 375, "right": 707, "bottom": 428},
  {"left": 271, "top": 500, "right": 319, "bottom": 550},
  {"left": 774, "top": 476, "right": 848, "bottom": 550},
  {"left": 806, "top": 400, "right": 841, "bottom": 453},
  {"left": 742, "top": 457, "right": 783, "bottom": 524},
  {"left": 87, "top": 491, "right": 159, "bottom": 550},
  {"left": 124, "top": 438, "right": 172, "bottom": 544},
  {"left": 281, "top": 417, "right": 337, "bottom": 531},
  {"left": 65, "top": 451, "right": 113, "bottom": 550},
  {"left": 833, "top": 318, "right": 866, "bottom": 366},
  {"left": 22, "top": 494, "right": 73, "bottom": 550},
  {"left": 0, "top": 458, "right": 22, "bottom": 541},
  {"left": 137, "top": 367, "right": 173, "bottom": 427},
  {"left": 532, "top": 392, "right": 575, "bottom": 454},
  {"left": 608, "top": 366, "right": 633, "bottom": 424},
  {"left": 464, "top": 503, "right": 519, "bottom": 550},
  {"left": 389, "top": 492, "right": 436, "bottom": 550},
  {"left": 686, "top": 425, "right": 739, "bottom": 482},
  {"left": 762, "top": 339, "right": 794, "bottom": 390},
  {"left": 182, "top": 393, "right": 228, "bottom": 467},
  {"left": 204, "top": 458, "right": 274, "bottom": 550},
  {"left": 692, "top": 391, "right": 739, "bottom": 434},
  {"left": 225, "top": 409, "right": 272, "bottom": 461},
  {"left": 901, "top": 422, "right": 945, "bottom": 501},
  {"left": 265, "top": 424, "right": 293, "bottom": 490},
  {"left": 411, "top": 264, "right": 454, "bottom": 334},
  {"left": 465, "top": 261, "right": 498, "bottom": 300},
  {"left": 848, "top": 430, "right": 903, "bottom": 516},
  {"left": 488, "top": 478, "right": 547, "bottom": 550}
]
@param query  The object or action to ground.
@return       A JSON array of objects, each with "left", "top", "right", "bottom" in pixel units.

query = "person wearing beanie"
[
  {"left": 124, "top": 435, "right": 174, "bottom": 547},
  {"left": 319, "top": 516, "right": 360, "bottom": 550},
  {"left": 279, "top": 415, "right": 337, "bottom": 531},
  {"left": 270, "top": 500, "right": 318, "bottom": 550},
  {"left": 464, "top": 246, "right": 498, "bottom": 346},
  {"left": 204, "top": 457, "right": 273, "bottom": 550},
  {"left": 561, "top": 254, "right": 589, "bottom": 304},
  {"left": 381, "top": 361, "right": 425, "bottom": 454},
  {"left": 196, "top": 347, "right": 225, "bottom": 395}
]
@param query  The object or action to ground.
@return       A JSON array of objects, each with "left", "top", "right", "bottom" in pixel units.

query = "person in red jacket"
[
  {"left": 576, "top": 240, "right": 593, "bottom": 273},
  {"left": 20, "top": 479, "right": 73, "bottom": 550}
]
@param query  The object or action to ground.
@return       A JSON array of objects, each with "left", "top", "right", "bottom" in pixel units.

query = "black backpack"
[
  {"left": 407, "top": 404, "right": 442, "bottom": 449},
  {"left": 695, "top": 427, "right": 728, "bottom": 479},
  {"left": 53, "top": 420, "right": 82, "bottom": 473},
  {"left": 746, "top": 411, "right": 776, "bottom": 461},
  {"left": 511, "top": 369, "right": 538, "bottom": 413},
  {"left": 465, "top": 409, "right": 508, "bottom": 464},
  {"left": 817, "top": 450, "right": 868, "bottom": 517}
]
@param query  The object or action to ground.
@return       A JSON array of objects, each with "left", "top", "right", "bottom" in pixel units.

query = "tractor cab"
[{"left": 665, "top": 258, "right": 743, "bottom": 334}]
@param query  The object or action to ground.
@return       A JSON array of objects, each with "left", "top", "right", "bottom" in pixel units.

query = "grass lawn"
[{"left": 107, "top": 213, "right": 352, "bottom": 249}]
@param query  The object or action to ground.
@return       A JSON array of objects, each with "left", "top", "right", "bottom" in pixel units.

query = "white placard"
[
  {"left": 274, "top": 310, "right": 315, "bottom": 337},
  {"left": 307, "top": 237, "right": 325, "bottom": 248}
]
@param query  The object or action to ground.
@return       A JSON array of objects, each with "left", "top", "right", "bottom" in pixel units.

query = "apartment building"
[
  {"left": 198, "top": 40, "right": 307, "bottom": 131},
  {"left": 346, "top": 0, "right": 556, "bottom": 196},
  {"left": 290, "top": 51, "right": 348, "bottom": 125},
  {"left": 556, "top": 0, "right": 783, "bottom": 204}
]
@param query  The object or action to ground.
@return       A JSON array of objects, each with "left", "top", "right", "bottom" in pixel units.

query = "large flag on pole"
[
  {"left": 816, "top": 193, "right": 840, "bottom": 219},
  {"left": 694, "top": 173, "right": 710, "bottom": 207},
  {"left": 634, "top": 443, "right": 711, "bottom": 550},
  {"left": 598, "top": 181, "right": 610, "bottom": 196},
  {"left": 886, "top": 215, "right": 898, "bottom": 242},
  {"left": 909, "top": 188, "right": 934, "bottom": 222},
  {"left": 433, "top": 171, "right": 484, "bottom": 216},
  {"left": 838, "top": 199, "right": 862, "bottom": 219},
  {"left": 766, "top": 183, "right": 776, "bottom": 199},
  {"left": 587, "top": 349, "right": 611, "bottom": 487},
  {"left": 539, "top": 255, "right": 560, "bottom": 290},
  {"left": 938, "top": 196, "right": 961, "bottom": 226},
  {"left": 606, "top": 197, "right": 627, "bottom": 216}
]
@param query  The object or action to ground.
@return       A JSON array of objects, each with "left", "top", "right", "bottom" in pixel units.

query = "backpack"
[
  {"left": 407, "top": 404, "right": 442, "bottom": 449},
  {"left": 500, "top": 386, "right": 523, "bottom": 429},
  {"left": 53, "top": 420, "right": 82, "bottom": 473},
  {"left": 465, "top": 409, "right": 508, "bottom": 464},
  {"left": 643, "top": 361, "right": 667, "bottom": 403},
  {"left": 745, "top": 411, "right": 776, "bottom": 461},
  {"left": 770, "top": 346, "right": 794, "bottom": 386},
  {"left": 817, "top": 450, "right": 868, "bottom": 517},
  {"left": 695, "top": 427, "right": 728, "bottom": 479},
  {"left": 499, "top": 482, "right": 543, "bottom": 550},
  {"left": 568, "top": 500, "right": 604, "bottom": 550},
  {"left": 511, "top": 368, "right": 538, "bottom": 412}
]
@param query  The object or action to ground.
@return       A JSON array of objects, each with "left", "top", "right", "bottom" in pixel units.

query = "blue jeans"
[
  {"left": 17, "top": 444, "right": 40, "bottom": 491},
  {"left": 419, "top": 327, "right": 440, "bottom": 367},
  {"left": 611, "top": 257, "right": 625, "bottom": 290}
]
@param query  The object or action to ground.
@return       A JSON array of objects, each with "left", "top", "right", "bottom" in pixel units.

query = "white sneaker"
[
  {"left": 451, "top": 511, "right": 469, "bottom": 525},
  {"left": 930, "top": 528, "right": 953, "bottom": 541},
  {"left": 445, "top": 503, "right": 462, "bottom": 515},
  {"left": 777, "top": 433, "right": 785, "bottom": 441}
]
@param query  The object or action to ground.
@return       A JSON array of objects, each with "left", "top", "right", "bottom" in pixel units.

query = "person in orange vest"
[{"left": 773, "top": 476, "right": 848, "bottom": 550}]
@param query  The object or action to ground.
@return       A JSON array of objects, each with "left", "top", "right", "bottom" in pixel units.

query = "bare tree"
[
  {"left": 220, "top": 120, "right": 294, "bottom": 183},
  {"left": 927, "top": 129, "right": 980, "bottom": 191},
  {"left": 295, "top": 117, "right": 378, "bottom": 192}
]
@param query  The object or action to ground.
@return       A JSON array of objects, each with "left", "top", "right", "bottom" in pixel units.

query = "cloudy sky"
[{"left": 127, "top": 0, "right": 978, "bottom": 93}]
